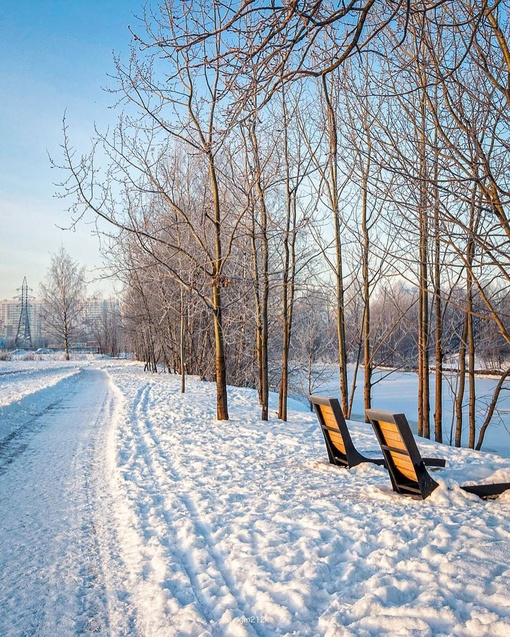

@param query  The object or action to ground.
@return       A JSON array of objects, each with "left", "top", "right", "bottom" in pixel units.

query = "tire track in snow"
[
  {"left": 115, "top": 381, "right": 211, "bottom": 636},
  {"left": 120, "top": 381, "right": 261, "bottom": 636}
]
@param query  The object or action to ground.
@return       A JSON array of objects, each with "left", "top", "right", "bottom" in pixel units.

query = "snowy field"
[{"left": 1, "top": 358, "right": 510, "bottom": 636}]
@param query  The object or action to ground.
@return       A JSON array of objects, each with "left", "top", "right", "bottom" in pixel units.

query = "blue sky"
[{"left": 0, "top": 0, "right": 143, "bottom": 299}]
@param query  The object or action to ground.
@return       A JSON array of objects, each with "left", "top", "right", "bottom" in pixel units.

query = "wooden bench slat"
[
  {"left": 321, "top": 405, "right": 339, "bottom": 428},
  {"left": 328, "top": 429, "right": 346, "bottom": 454},
  {"left": 378, "top": 421, "right": 407, "bottom": 448},
  {"left": 392, "top": 455, "right": 417, "bottom": 481},
  {"left": 319, "top": 405, "right": 346, "bottom": 454}
]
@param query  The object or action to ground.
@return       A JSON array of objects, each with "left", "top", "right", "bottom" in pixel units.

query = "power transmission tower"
[{"left": 15, "top": 277, "right": 33, "bottom": 348}]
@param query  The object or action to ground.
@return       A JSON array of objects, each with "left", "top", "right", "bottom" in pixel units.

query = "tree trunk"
[
  {"left": 278, "top": 91, "right": 297, "bottom": 422},
  {"left": 180, "top": 288, "right": 186, "bottom": 394},
  {"left": 466, "top": 240, "right": 476, "bottom": 449},
  {"left": 361, "top": 132, "right": 372, "bottom": 414},
  {"left": 432, "top": 106, "right": 443, "bottom": 443},
  {"left": 212, "top": 287, "right": 228, "bottom": 421},
  {"left": 322, "top": 75, "right": 349, "bottom": 417},
  {"left": 417, "top": 89, "right": 430, "bottom": 438},
  {"left": 209, "top": 153, "right": 229, "bottom": 421},
  {"left": 433, "top": 250, "right": 443, "bottom": 443},
  {"left": 455, "top": 317, "right": 468, "bottom": 447}
]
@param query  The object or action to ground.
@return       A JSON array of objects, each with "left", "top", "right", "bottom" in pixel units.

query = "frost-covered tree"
[{"left": 39, "top": 246, "right": 87, "bottom": 360}]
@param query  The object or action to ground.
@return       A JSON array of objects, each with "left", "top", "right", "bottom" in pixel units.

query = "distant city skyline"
[{"left": 0, "top": 0, "right": 143, "bottom": 299}]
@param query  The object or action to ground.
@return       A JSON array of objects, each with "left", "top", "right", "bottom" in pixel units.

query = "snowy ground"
[{"left": 1, "top": 358, "right": 510, "bottom": 636}]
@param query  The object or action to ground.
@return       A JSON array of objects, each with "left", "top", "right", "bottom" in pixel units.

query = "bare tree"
[
  {"left": 168, "top": 1, "right": 490, "bottom": 91},
  {"left": 239, "top": 107, "right": 274, "bottom": 421},
  {"left": 39, "top": 246, "right": 87, "bottom": 360},
  {"left": 57, "top": 1, "right": 251, "bottom": 420}
]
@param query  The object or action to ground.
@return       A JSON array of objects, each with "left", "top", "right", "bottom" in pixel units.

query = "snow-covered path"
[
  {"left": 2, "top": 359, "right": 510, "bottom": 636},
  {"left": 0, "top": 368, "right": 132, "bottom": 636}
]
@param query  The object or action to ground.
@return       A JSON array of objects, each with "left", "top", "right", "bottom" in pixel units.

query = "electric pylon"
[{"left": 15, "top": 277, "right": 33, "bottom": 348}]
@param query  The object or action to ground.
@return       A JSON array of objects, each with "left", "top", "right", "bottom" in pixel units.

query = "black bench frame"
[{"left": 366, "top": 408, "right": 510, "bottom": 500}]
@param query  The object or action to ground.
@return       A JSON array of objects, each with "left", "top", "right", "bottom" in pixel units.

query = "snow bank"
[{"left": 0, "top": 360, "right": 83, "bottom": 407}]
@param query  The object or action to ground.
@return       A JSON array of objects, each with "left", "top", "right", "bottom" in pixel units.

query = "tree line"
[{"left": 56, "top": 1, "right": 510, "bottom": 449}]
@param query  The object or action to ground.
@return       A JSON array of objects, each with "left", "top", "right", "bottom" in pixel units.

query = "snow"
[
  {"left": 1, "top": 358, "right": 510, "bottom": 636},
  {"left": 0, "top": 360, "right": 82, "bottom": 407}
]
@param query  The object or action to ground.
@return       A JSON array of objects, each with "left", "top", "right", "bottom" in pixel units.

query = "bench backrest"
[
  {"left": 310, "top": 396, "right": 356, "bottom": 467},
  {"left": 366, "top": 409, "right": 439, "bottom": 498}
]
